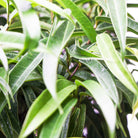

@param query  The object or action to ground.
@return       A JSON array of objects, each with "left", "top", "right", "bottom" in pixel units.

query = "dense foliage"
[{"left": 0, "top": 0, "right": 138, "bottom": 138}]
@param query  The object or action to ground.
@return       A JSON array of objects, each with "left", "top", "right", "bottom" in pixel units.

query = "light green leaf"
[
  {"left": 132, "top": 99, "right": 138, "bottom": 116},
  {"left": 0, "top": 47, "right": 8, "bottom": 71},
  {"left": 56, "top": 0, "right": 97, "bottom": 42},
  {"left": 97, "top": 33, "right": 138, "bottom": 95},
  {"left": 0, "top": 31, "right": 24, "bottom": 51},
  {"left": 75, "top": 80, "right": 116, "bottom": 138},
  {"left": 80, "top": 60, "right": 119, "bottom": 106},
  {"left": 43, "top": 20, "right": 74, "bottom": 100},
  {"left": 39, "top": 98, "right": 77, "bottom": 138},
  {"left": 12, "top": 0, "right": 40, "bottom": 49},
  {"left": 127, "top": 47, "right": 138, "bottom": 60},
  {"left": 27, "top": 0, "right": 74, "bottom": 23},
  {"left": 67, "top": 46, "right": 100, "bottom": 60},
  {"left": 0, "top": 0, "right": 6, "bottom": 8},
  {"left": 19, "top": 84, "right": 77, "bottom": 138},
  {"left": 107, "top": 0, "right": 127, "bottom": 57}
]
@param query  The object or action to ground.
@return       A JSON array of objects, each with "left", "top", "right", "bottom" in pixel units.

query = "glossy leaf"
[
  {"left": 67, "top": 46, "right": 100, "bottom": 60},
  {"left": 97, "top": 33, "right": 138, "bottom": 95},
  {"left": 56, "top": 0, "right": 97, "bottom": 42},
  {"left": 19, "top": 84, "right": 77, "bottom": 138},
  {"left": 75, "top": 80, "right": 116, "bottom": 138},
  {"left": 43, "top": 20, "right": 74, "bottom": 100},
  {"left": 107, "top": 0, "right": 127, "bottom": 57},
  {"left": 12, "top": 0, "right": 40, "bottom": 49},
  {"left": 80, "top": 60, "right": 119, "bottom": 106},
  {"left": 39, "top": 98, "right": 77, "bottom": 138},
  {"left": 27, "top": 0, "right": 74, "bottom": 23}
]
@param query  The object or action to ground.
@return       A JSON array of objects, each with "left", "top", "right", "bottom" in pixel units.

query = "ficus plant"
[{"left": 0, "top": 0, "right": 138, "bottom": 138}]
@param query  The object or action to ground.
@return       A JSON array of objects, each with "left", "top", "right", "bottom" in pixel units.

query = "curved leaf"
[
  {"left": 75, "top": 80, "right": 116, "bottom": 138},
  {"left": 27, "top": 0, "right": 74, "bottom": 23},
  {"left": 97, "top": 33, "right": 138, "bottom": 95},
  {"left": 0, "top": 31, "right": 24, "bottom": 51},
  {"left": 19, "top": 84, "right": 77, "bottom": 138},
  {"left": 80, "top": 60, "right": 119, "bottom": 106},
  {"left": 56, "top": 0, "right": 97, "bottom": 42},
  {"left": 0, "top": 52, "right": 43, "bottom": 113},
  {"left": 39, "top": 98, "right": 77, "bottom": 138},
  {"left": 43, "top": 20, "right": 74, "bottom": 100},
  {"left": 12, "top": 0, "right": 40, "bottom": 49},
  {"left": 67, "top": 46, "right": 100, "bottom": 60},
  {"left": 107, "top": 0, "right": 127, "bottom": 57}
]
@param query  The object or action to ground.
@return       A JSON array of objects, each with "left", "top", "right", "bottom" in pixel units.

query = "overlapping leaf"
[
  {"left": 39, "top": 98, "right": 77, "bottom": 138},
  {"left": 97, "top": 33, "right": 138, "bottom": 95},
  {"left": 43, "top": 20, "right": 74, "bottom": 100},
  {"left": 80, "top": 60, "right": 119, "bottom": 106},
  {"left": 12, "top": 0, "right": 40, "bottom": 50},
  {"left": 56, "top": 0, "right": 97, "bottom": 43},
  {"left": 0, "top": 51, "right": 43, "bottom": 113},
  {"left": 76, "top": 80, "right": 116, "bottom": 138},
  {"left": 106, "top": 0, "right": 127, "bottom": 58},
  {"left": 19, "top": 83, "right": 77, "bottom": 137}
]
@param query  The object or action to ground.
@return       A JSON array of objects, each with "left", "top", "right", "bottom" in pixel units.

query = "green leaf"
[
  {"left": 0, "top": 51, "right": 43, "bottom": 113},
  {"left": 0, "top": 0, "right": 6, "bottom": 8},
  {"left": 56, "top": 0, "right": 97, "bottom": 43},
  {"left": 0, "top": 47, "right": 8, "bottom": 71},
  {"left": 71, "top": 104, "right": 86, "bottom": 137},
  {"left": 93, "top": 0, "right": 108, "bottom": 15},
  {"left": 68, "top": 107, "right": 80, "bottom": 137},
  {"left": 80, "top": 60, "right": 119, "bottom": 106},
  {"left": 12, "top": 0, "right": 40, "bottom": 50},
  {"left": 67, "top": 46, "right": 100, "bottom": 60},
  {"left": 0, "top": 68, "right": 13, "bottom": 109},
  {"left": 19, "top": 84, "right": 77, "bottom": 138},
  {"left": 0, "top": 31, "right": 24, "bottom": 51},
  {"left": 126, "top": 47, "right": 138, "bottom": 60},
  {"left": 96, "top": 16, "right": 138, "bottom": 35},
  {"left": 107, "top": 0, "right": 127, "bottom": 57},
  {"left": 22, "top": 87, "right": 36, "bottom": 108},
  {"left": 43, "top": 20, "right": 74, "bottom": 100},
  {"left": 39, "top": 98, "right": 77, "bottom": 138},
  {"left": 96, "top": 33, "right": 138, "bottom": 95},
  {"left": 127, "top": 3, "right": 138, "bottom": 8},
  {"left": 27, "top": 0, "right": 74, "bottom": 23},
  {"left": 75, "top": 80, "right": 116, "bottom": 138}
]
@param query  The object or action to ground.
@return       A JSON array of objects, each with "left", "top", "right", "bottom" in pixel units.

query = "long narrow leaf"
[
  {"left": 39, "top": 98, "right": 77, "bottom": 138},
  {"left": 80, "top": 60, "right": 119, "bottom": 106},
  {"left": 107, "top": 0, "right": 127, "bottom": 57},
  {"left": 97, "top": 33, "right": 138, "bottom": 95},
  {"left": 43, "top": 20, "right": 74, "bottom": 100},
  {"left": 0, "top": 31, "right": 24, "bottom": 51},
  {"left": 75, "top": 80, "right": 116, "bottom": 138},
  {"left": 56, "top": 0, "right": 97, "bottom": 42},
  {"left": 12, "top": 0, "right": 40, "bottom": 49},
  {"left": 27, "top": 0, "right": 74, "bottom": 23},
  {"left": 0, "top": 52, "right": 43, "bottom": 113},
  {"left": 19, "top": 84, "right": 77, "bottom": 138}
]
